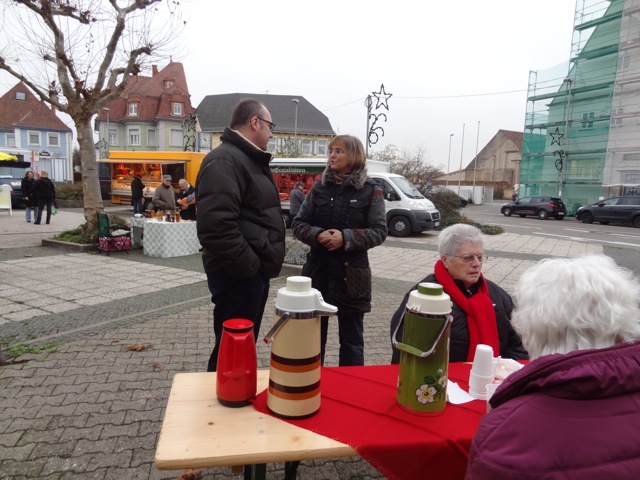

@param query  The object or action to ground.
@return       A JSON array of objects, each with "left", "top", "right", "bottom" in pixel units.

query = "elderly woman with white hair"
[
  {"left": 390, "top": 223, "right": 527, "bottom": 362},
  {"left": 465, "top": 255, "right": 640, "bottom": 480}
]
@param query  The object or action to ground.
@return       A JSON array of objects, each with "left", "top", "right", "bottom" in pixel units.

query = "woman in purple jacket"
[{"left": 465, "top": 255, "right": 640, "bottom": 480}]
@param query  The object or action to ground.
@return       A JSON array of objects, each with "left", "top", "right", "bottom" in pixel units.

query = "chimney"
[{"left": 152, "top": 65, "right": 158, "bottom": 77}]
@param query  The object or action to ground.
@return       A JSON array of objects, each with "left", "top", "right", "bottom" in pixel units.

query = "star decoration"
[
  {"left": 372, "top": 84, "right": 392, "bottom": 111},
  {"left": 550, "top": 127, "right": 564, "bottom": 147}
]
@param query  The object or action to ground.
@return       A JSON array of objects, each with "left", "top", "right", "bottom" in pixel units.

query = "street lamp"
[
  {"left": 446, "top": 133, "right": 454, "bottom": 187},
  {"left": 291, "top": 99, "right": 299, "bottom": 153}
]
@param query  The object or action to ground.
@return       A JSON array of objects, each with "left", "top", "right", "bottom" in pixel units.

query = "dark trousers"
[
  {"left": 35, "top": 199, "right": 53, "bottom": 224},
  {"left": 206, "top": 269, "right": 270, "bottom": 372},
  {"left": 320, "top": 311, "right": 365, "bottom": 366},
  {"left": 132, "top": 197, "right": 144, "bottom": 214}
]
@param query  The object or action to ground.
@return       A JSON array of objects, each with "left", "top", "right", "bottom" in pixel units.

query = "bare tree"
[
  {"left": 0, "top": 0, "right": 183, "bottom": 227},
  {"left": 372, "top": 144, "right": 443, "bottom": 197}
]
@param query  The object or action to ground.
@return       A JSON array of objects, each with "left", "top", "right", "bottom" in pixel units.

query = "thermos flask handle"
[
  {"left": 393, "top": 314, "right": 453, "bottom": 358},
  {"left": 263, "top": 312, "right": 290, "bottom": 344}
]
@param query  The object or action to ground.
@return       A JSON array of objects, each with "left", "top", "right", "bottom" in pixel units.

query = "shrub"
[
  {"left": 429, "top": 188, "right": 463, "bottom": 229},
  {"left": 55, "top": 183, "right": 83, "bottom": 200},
  {"left": 493, "top": 188, "right": 504, "bottom": 200},
  {"left": 53, "top": 214, "right": 129, "bottom": 244}
]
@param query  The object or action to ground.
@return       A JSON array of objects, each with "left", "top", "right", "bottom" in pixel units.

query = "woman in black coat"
[
  {"left": 21, "top": 171, "right": 38, "bottom": 223},
  {"left": 31, "top": 171, "right": 56, "bottom": 225}
]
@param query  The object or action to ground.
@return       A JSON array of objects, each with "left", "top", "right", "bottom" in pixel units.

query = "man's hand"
[{"left": 317, "top": 229, "right": 343, "bottom": 251}]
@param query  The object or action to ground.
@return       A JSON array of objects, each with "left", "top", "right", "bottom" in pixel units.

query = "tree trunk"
[{"left": 76, "top": 119, "right": 104, "bottom": 229}]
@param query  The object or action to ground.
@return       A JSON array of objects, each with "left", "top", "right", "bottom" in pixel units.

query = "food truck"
[{"left": 98, "top": 151, "right": 205, "bottom": 210}]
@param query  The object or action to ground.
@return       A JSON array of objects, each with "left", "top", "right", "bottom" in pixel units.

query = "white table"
[{"left": 138, "top": 219, "right": 200, "bottom": 258}]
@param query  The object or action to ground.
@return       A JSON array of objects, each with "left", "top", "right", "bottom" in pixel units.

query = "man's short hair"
[
  {"left": 295, "top": 181, "right": 304, "bottom": 188},
  {"left": 230, "top": 99, "right": 264, "bottom": 129}
]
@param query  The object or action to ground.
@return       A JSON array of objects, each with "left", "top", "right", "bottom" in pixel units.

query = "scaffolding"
[{"left": 521, "top": 0, "right": 640, "bottom": 213}]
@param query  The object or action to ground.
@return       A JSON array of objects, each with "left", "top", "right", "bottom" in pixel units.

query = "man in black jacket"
[{"left": 196, "top": 98, "right": 285, "bottom": 372}]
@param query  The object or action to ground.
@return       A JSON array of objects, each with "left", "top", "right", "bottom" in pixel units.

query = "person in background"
[
  {"left": 292, "top": 134, "right": 387, "bottom": 366},
  {"left": 176, "top": 178, "right": 196, "bottom": 220},
  {"left": 152, "top": 175, "right": 176, "bottom": 211},
  {"left": 21, "top": 171, "right": 38, "bottom": 223},
  {"left": 390, "top": 223, "right": 527, "bottom": 363},
  {"left": 130, "top": 174, "right": 145, "bottom": 215},
  {"left": 196, "top": 98, "right": 285, "bottom": 373},
  {"left": 465, "top": 255, "right": 640, "bottom": 480},
  {"left": 31, "top": 171, "right": 56, "bottom": 225},
  {"left": 288, "top": 181, "right": 304, "bottom": 226}
]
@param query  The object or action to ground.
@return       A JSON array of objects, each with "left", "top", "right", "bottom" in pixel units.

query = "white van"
[
  {"left": 270, "top": 158, "right": 441, "bottom": 237},
  {"left": 368, "top": 172, "right": 440, "bottom": 236}
]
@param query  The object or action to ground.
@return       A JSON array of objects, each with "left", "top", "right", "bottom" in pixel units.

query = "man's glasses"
[
  {"left": 257, "top": 117, "right": 276, "bottom": 132},
  {"left": 452, "top": 254, "right": 487, "bottom": 264}
]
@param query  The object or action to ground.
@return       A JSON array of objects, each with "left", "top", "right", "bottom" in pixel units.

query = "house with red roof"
[{"left": 0, "top": 82, "right": 73, "bottom": 181}]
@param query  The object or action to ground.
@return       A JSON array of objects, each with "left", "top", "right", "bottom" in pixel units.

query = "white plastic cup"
[
  {"left": 485, "top": 382, "right": 500, "bottom": 412},
  {"left": 469, "top": 344, "right": 495, "bottom": 399}
]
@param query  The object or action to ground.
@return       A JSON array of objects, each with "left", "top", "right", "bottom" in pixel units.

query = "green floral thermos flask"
[{"left": 393, "top": 282, "right": 452, "bottom": 416}]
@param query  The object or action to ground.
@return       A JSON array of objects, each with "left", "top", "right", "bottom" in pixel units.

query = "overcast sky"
[{"left": 1, "top": 0, "right": 578, "bottom": 171}]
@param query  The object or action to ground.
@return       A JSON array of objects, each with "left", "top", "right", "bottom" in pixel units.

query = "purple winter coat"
[{"left": 465, "top": 340, "right": 640, "bottom": 480}]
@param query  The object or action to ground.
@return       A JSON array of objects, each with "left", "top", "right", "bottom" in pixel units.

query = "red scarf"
[{"left": 434, "top": 259, "right": 500, "bottom": 361}]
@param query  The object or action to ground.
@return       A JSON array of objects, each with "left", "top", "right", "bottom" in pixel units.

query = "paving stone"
[
  {"left": 85, "top": 411, "right": 127, "bottom": 428},
  {"left": 42, "top": 452, "right": 94, "bottom": 476},
  {"left": 0, "top": 443, "right": 36, "bottom": 461},
  {"left": 59, "top": 425, "right": 104, "bottom": 442},
  {"left": 0, "top": 458, "right": 47, "bottom": 478},
  {"left": 73, "top": 437, "right": 118, "bottom": 456},
  {"left": 0, "top": 430, "right": 22, "bottom": 447},
  {"left": 30, "top": 440, "right": 77, "bottom": 460}
]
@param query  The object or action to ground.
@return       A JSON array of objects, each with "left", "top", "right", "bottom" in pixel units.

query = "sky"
[{"left": 0, "top": 0, "right": 578, "bottom": 171}]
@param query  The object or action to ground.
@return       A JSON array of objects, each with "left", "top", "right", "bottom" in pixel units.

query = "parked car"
[
  {"left": 575, "top": 196, "right": 640, "bottom": 227},
  {"left": 0, "top": 160, "right": 33, "bottom": 207},
  {"left": 500, "top": 196, "right": 567, "bottom": 220}
]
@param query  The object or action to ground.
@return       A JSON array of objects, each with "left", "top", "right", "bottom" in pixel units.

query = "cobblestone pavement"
[{"left": 0, "top": 206, "right": 607, "bottom": 480}]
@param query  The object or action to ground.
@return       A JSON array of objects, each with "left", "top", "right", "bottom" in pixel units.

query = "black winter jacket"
[
  {"left": 390, "top": 273, "right": 528, "bottom": 363},
  {"left": 292, "top": 166, "right": 387, "bottom": 313},
  {"left": 31, "top": 177, "right": 56, "bottom": 202},
  {"left": 195, "top": 128, "right": 285, "bottom": 280},
  {"left": 21, "top": 177, "right": 37, "bottom": 207}
]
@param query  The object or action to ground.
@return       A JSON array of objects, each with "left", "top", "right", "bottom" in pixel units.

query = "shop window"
[
  {"left": 7, "top": 133, "right": 16, "bottom": 148},
  {"left": 170, "top": 129, "right": 183, "bottom": 147},
  {"left": 47, "top": 133, "right": 59, "bottom": 147},
  {"left": 128, "top": 102, "right": 139, "bottom": 116},
  {"left": 28, "top": 131, "right": 40, "bottom": 146},
  {"left": 129, "top": 128, "right": 140, "bottom": 146},
  {"left": 172, "top": 102, "right": 183, "bottom": 116}
]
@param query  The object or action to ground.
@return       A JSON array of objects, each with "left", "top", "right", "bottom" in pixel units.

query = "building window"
[
  {"left": 172, "top": 103, "right": 183, "bottom": 116},
  {"left": 267, "top": 138, "right": 276, "bottom": 153},
  {"left": 170, "top": 129, "right": 183, "bottom": 147},
  {"left": 301, "top": 139, "right": 312, "bottom": 155},
  {"left": 165, "top": 81, "right": 173, "bottom": 89},
  {"left": 148, "top": 129, "right": 157, "bottom": 147},
  {"left": 128, "top": 128, "right": 140, "bottom": 146},
  {"left": 28, "top": 131, "right": 40, "bottom": 146},
  {"left": 108, "top": 128, "right": 118, "bottom": 146},
  {"left": 128, "top": 102, "right": 139, "bottom": 116},
  {"left": 15, "top": 91, "right": 26, "bottom": 101},
  {"left": 618, "top": 53, "right": 631, "bottom": 71},
  {"left": 580, "top": 112, "right": 595, "bottom": 129},
  {"left": 7, "top": 133, "right": 16, "bottom": 148},
  {"left": 47, "top": 133, "right": 60, "bottom": 147},
  {"left": 317, "top": 140, "right": 328, "bottom": 156},
  {"left": 611, "top": 108, "right": 624, "bottom": 127}
]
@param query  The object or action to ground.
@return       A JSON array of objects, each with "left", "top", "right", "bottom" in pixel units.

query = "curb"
[{"left": 41, "top": 238, "right": 98, "bottom": 252}]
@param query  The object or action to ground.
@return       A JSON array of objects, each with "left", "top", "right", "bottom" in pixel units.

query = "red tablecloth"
[{"left": 253, "top": 363, "right": 485, "bottom": 480}]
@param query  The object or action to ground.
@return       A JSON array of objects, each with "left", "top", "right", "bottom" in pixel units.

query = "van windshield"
[
  {"left": 0, "top": 166, "right": 31, "bottom": 179},
  {"left": 389, "top": 176, "right": 424, "bottom": 199}
]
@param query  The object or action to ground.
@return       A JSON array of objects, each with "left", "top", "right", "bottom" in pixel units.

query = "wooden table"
[
  {"left": 155, "top": 371, "right": 355, "bottom": 475},
  {"left": 155, "top": 365, "right": 485, "bottom": 480}
]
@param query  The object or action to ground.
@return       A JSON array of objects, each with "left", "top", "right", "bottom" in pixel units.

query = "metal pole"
[
  {"left": 364, "top": 96, "right": 372, "bottom": 157},
  {"left": 458, "top": 123, "right": 465, "bottom": 195},
  {"left": 291, "top": 99, "right": 299, "bottom": 154},
  {"left": 559, "top": 78, "right": 572, "bottom": 197},
  {"left": 472, "top": 121, "right": 480, "bottom": 202},
  {"left": 446, "top": 133, "right": 454, "bottom": 187},
  {"left": 103, "top": 107, "right": 110, "bottom": 151}
]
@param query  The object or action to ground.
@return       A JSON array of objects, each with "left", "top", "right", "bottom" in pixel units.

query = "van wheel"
[{"left": 389, "top": 216, "right": 411, "bottom": 237}]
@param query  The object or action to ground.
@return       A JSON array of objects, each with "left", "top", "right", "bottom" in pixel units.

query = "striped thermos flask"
[{"left": 263, "top": 276, "right": 338, "bottom": 419}]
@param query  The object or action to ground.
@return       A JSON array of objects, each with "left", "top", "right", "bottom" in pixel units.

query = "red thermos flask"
[{"left": 216, "top": 318, "right": 257, "bottom": 407}]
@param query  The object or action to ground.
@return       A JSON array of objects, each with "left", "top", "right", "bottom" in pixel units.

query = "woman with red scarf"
[{"left": 390, "top": 224, "right": 528, "bottom": 363}]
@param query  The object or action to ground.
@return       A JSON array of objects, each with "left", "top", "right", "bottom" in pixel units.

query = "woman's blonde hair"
[
  {"left": 40, "top": 171, "right": 49, "bottom": 178},
  {"left": 327, "top": 135, "right": 366, "bottom": 172}
]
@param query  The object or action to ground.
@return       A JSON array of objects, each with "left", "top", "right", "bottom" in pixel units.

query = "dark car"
[
  {"left": 576, "top": 196, "right": 640, "bottom": 227},
  {"left": 0, "top": 160, "right": 33, "bottom": 207},
  {"left": 500, "top": 196, "right": 567, "bottom": 220}
]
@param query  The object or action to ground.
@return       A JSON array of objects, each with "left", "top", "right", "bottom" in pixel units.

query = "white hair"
[
  {"left": 512, "top": 255, "right": 640, "bottom": 360},
  {"left": 438, "top": 224, "right": 484, "bottom": 257}
]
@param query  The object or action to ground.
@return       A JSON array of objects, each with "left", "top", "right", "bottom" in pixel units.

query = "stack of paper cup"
[
  {"left": 469, "top": 344, "right": 495, "bottom": 400},
  {"left": 485, "top": 382, "right": 500, "bottom": 412}
]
